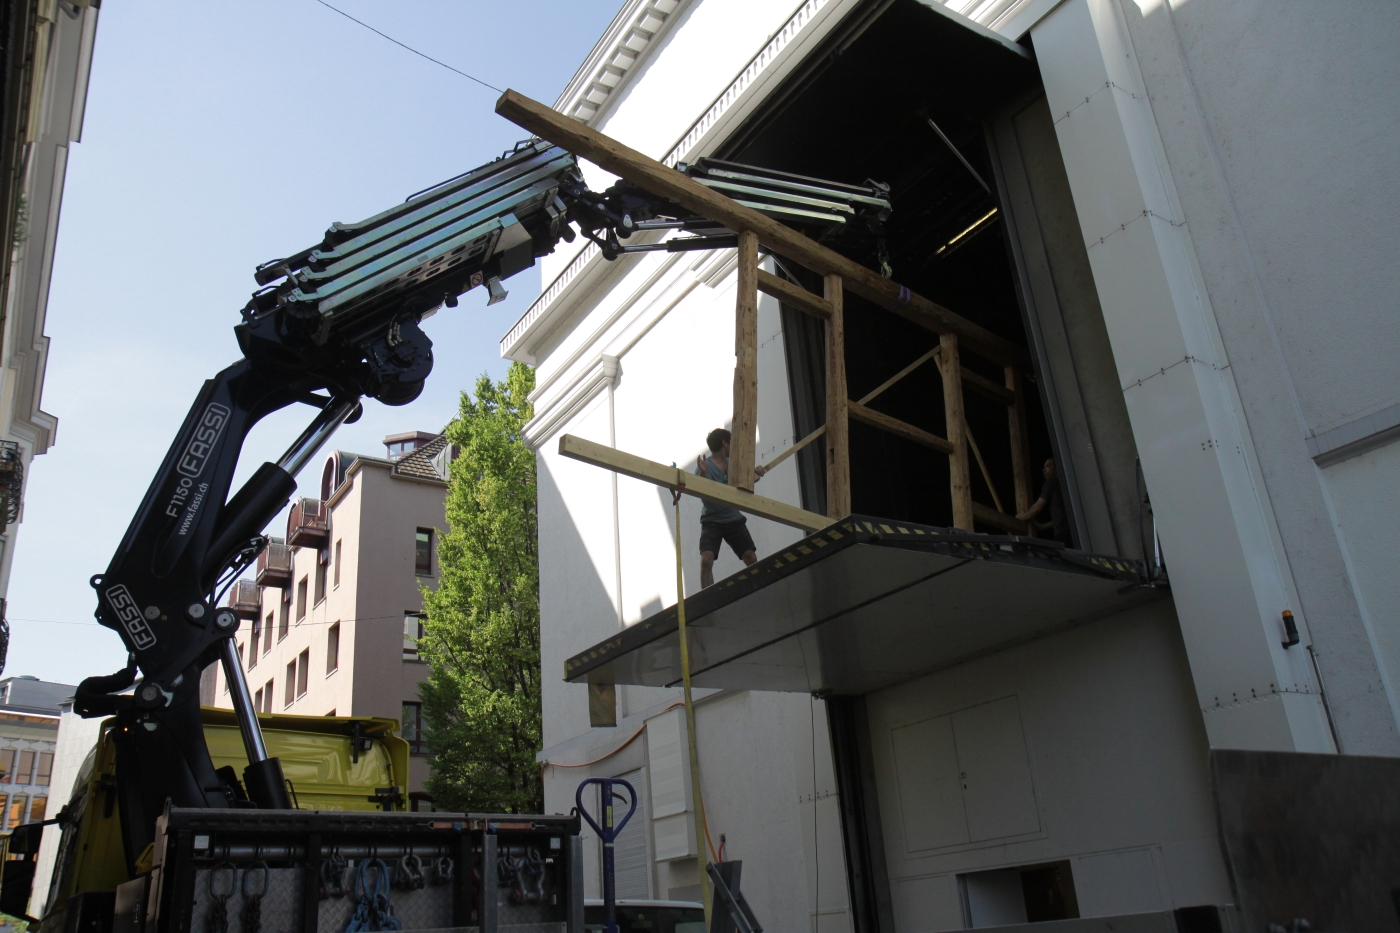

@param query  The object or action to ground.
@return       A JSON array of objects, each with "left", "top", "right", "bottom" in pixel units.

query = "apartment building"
[
  {"left": 0, "top": 676, "right": 73, "bottom": 832},
  {"left": 209, "top": 432, "right": 450, "bottom": 796},
  {"left": 511, "top": 0, "right": 1400, "bottom": 930},
  {"left": 0, "top": 1, "right": 99, "bottom": 620}
]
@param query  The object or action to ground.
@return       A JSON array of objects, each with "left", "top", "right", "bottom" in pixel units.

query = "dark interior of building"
[{"left": 717, "top": 0, "right": 1059, "bottom": 533}]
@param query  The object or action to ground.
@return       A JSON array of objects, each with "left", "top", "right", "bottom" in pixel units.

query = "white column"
[{"left": 1032, "top": 0, "right": 1332, "bottom": 751}]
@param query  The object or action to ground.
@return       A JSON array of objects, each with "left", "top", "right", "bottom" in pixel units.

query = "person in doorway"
[
  {"left": 1016, "top": 457, "right": 1071, "bottom": 546},
  {"left": 674, "top": 428, "right": 766, "bottom": 587}
]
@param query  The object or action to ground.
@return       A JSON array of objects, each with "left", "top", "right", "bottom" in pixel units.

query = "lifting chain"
[
  {"left": 240, "top": 862, "right": 269, "bottom": 933},
  {"left": 320, "top": 852, "right": 349, "bottom": 900},
  {"left": 346, "top": 857, "right": 401, "bottom": 933},
  {"left": 206, "top": 862, "right": 237, "bottom": 933}
]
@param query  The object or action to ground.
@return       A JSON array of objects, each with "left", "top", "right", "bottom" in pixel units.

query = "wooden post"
[
  {"left": 730, "top": 230, "right": 759, "bottom": 492},
  {"left": 1006, "top": 365, "right": 1033, "bottom": 515},
  {"left": 824, "top": 274, "right": 851, "bottom": 519},
  {"left": 941, "top": 333, "right": 973, "bottom": 530}
]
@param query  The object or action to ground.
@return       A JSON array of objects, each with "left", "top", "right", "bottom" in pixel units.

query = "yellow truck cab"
[{"left": 36, "top": 708, "right": 408, "bottom": 930}]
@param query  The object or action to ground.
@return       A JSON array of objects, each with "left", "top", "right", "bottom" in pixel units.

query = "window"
[
  {"left": 403, "top": 613, "right": 425, "bottom": 660},
  {"left": 263, "top": 680, "right": 274, "bottom": 714},
  {"left": 297, "top": 649, "right": 310, "bottom": 698},
  {"left": 16, "top": 750, "right": 34, "bottom": 784},
  {"left": 264, "top": 613, "right": 274, "bottom": 655},
  {"left": 254, "top": 688, "right": 264, "bottom": 712},
  {"left": 296, "top": 576, "right": 308, "bottom": 622},
  {"left": 327, "top": 623, "right": 340, "bottom": 675},
  {"left": 415, "top": 529, "right": 433, "bottom": 576},
  {"left": 333, "top": 539, "right": 343, "bottom": 587},
  {"left": 278, "top": 596, "right": 290, "bottom": 641},
  {"left": 6, "top": 796, "right": 25, "bottom": 828},
  {"left": 326, "top": 709, "right": 337, "bottom": 717},
  {"left": 315, "top": 550, "right": 328, "bottom": 604},
  {"left": 0, "top": 748, "right": 13, "bottom": 783},
  {"left": 249, "top": 616, "right": 260, "bottom": 668},
  {"left": 28, "top": 797, "right": 45, "bottom": 822},
  {"left": 285, "top": 661, "right": 297, "bottom": 707},
  {"left": 401, "top": 702, "right": 425, "bottom": 754},
  {"left": 36, "top": 752, "right": 52, "bottom": 787}
]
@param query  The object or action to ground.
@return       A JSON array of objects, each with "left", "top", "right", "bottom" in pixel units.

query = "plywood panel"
[{"left": 891, "top": 715, "right": 969, "bottom": 852}]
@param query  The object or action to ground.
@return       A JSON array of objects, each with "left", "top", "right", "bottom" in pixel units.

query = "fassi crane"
[{"left": 74, "top": 138, "right": 891, "bottom": 866}]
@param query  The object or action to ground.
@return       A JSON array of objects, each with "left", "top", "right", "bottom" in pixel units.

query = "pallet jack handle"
[{"left": 576, "top": 777, "right": 638, "bottom": 933}]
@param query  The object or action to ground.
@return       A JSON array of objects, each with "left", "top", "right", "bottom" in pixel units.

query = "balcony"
[
  {"left": 227, "top": 580, "right": 262, "bottom": 620},
  {"left": 256, "top": 538, "right": 292, "bottom": 588},
  {"left": 565, "top": 515, "right": 1149, "bottom": 696},
  {"left": 287, "top": 497, "right": 328, "bottom": 548}
]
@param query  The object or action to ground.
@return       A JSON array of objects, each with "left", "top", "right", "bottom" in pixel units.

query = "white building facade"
[
  {"left": 512, "top": 0, "right": 1400, "bottom": 930},
  {"left": 0, "top": 0, "right": 99, "bottom": 616}
]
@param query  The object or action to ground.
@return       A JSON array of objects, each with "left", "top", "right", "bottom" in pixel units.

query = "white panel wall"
[
  {"left": 867, "top": 602, "right": 1231, "bottom": 929},
  {"left": 1320, "top": 441, "right": 1400, "bottom": 707},
  {"left": 1031, "top": 0, "right": 1332, "bottom": 752}
]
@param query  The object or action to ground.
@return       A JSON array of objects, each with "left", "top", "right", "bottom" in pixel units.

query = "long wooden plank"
[
  {"left": 559, "top": 434, "right": 829, "bottom": 532},
  {"left": 941, "top": 333, "right": 974, "bottom": 530},
  {"left": 847, "top": 400, "right": 954, "bottom": 455},
  {"left": 762, "top": 423, "right": 826, "bottom": 473},
  {"left": 824, "top": 274, "right": 851, "bottom": 518},
  {"left": 731, "top": 229, "right": 759, "bottom": 492},
  {"left": 972, "top": 501, "right": 1034, "bottom": 536},
  {"left": 756, "top": 269, "right": 830, "bottom": 319},
  {"left": 495, "top": 90, "right": 1029, "bottom": 368}
]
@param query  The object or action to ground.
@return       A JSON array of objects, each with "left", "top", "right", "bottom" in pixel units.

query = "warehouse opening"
[{"left": 717, "top": 0, "right": 1144, "bottom": 559}]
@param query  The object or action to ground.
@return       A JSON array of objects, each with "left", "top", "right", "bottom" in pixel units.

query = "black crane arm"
[{"left": 72, "top": 138, "right": 891, "bottom": 870}]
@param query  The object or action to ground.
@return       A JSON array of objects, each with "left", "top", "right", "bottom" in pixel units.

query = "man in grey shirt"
[{"left": 675, "top": 428, "right": 766, "bottom": 587}]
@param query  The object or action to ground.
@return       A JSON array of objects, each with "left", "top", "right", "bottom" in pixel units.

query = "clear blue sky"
[{"left": 6, "top": 0, "right": 621, "bottom": 685}]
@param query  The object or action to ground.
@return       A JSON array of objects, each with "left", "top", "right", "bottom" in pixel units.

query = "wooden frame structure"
[{"left": 498, "top": 90, "right": 1035, "bottom": 534}]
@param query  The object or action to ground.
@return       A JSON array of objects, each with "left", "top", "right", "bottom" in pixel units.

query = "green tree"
[{"left": 419, "top": 362, "right": 542, "bottom": 813}]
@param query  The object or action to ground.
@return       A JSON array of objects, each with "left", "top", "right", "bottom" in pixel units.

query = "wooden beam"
[
  {"left": 929, "top": 351, "right": 1005, "bottom": 515},
  {"left": 972, "top": 501, "right": 1034, "bottom": 536},
  {"left": 762, "top": 423, "right": 826, "bottom": 474},
  {"left": 756, "top": 269, "right": 830, "bottom": 319},
  {"left": 495, "top": 89, "right": 1029, "bottom": 368},
  {"left": 961, "top": 367, "right": 1016, "bottom": 406},
  {"left": 1006, "top": 365, "right": 1033, "bottom": 515},
  {"left": 941, "top": 333, "right": 974, "bottom": 530},
  {"left": 559, "top": 434, "right": 829, "bottom": 532},
  {"left": 824, "top": 274, "right": 851, "bottom": 519},
  {"left": 847, "top": 400, "right": 954, "bottom": 455},
  {"left": 857, "top": 346, "right": 939, "bottom": 407},
  {"left": 931, "top": 347, "right": 1016, "bottom": 406},
  {"left": 730, "top": 230, "right": 759, "bottom": 492}
]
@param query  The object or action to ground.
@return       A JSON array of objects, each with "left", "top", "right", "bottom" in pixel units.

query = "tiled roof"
[{"left": 392, "top": 435, "right": 450, "bottom": 482}]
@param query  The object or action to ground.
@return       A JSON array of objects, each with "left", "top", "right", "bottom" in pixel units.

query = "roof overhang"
[{"left": 566, "top": 517, "right": 1155, "bottom": 695}]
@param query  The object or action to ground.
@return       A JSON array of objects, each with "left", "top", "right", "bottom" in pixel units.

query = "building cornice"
[
  {"left": 553, "top": 0, "right": 689, "bottom": 126},
  {"left": 522, "top": 355, "right": 618, "bottom": 451}
]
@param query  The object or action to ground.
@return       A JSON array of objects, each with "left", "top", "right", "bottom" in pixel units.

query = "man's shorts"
[{"left": 699, "top": 519, "right": 755, "bottom": 558}]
